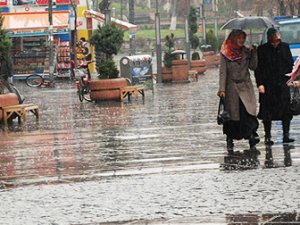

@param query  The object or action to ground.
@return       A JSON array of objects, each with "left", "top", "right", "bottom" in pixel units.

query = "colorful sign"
[
  {"left": 0, "top": 0, "right": 8, "bottom": 7},
  {"left": 13, "top": 0, "right": 35, "bottom": 6},
  {"left": 36, "top": 0, "right": 48, "bottom": 5}
]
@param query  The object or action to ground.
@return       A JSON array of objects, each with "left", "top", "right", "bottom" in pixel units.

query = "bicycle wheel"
[
  {"left": 82, "top": 85, "right": 92, "bottom": 102},
  {"left": 25, "top": 74, "right": 44, "bottom": 87},
  {"left": 78, "top": 84, "right": 84, "bottom": 102}
]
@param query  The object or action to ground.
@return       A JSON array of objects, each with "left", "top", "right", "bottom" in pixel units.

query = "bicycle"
[
  {"left": 74, "top": 60, "right": 94, "bottom": 102},
  {"left": 25, "top": 73, "right": 55, "bottom": 88}
]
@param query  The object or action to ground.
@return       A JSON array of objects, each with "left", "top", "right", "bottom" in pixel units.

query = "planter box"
[
  {"left": 172, "top": 59, "right": 189, "bottom": 82},
  {"left": 162, "top": 66, "right": 172, "bottom": 83},
  {"left": 190, "top": 59, "right": 207, "bottom": 74},
  {"left": 0, "top": 93, "right": 19, "bottom": 121},
  {"left": 203, "top": 51, "right": 220, "bottom": 68},
  {"left": 89, "top": 78, "right": 128, "bottom": 101}
]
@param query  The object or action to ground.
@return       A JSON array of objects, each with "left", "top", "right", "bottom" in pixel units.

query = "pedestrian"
[
  {"left": 218, "top": 29, "right": 259, "bottom": 154},
  {"left": 255, "top": 28, "right": 294, "bottom": 145},
  {"left": 78, "top": 37, "right": 91, "bottom": 61}
]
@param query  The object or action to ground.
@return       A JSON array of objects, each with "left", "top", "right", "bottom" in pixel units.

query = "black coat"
[{"left": 255, "top": 41, "right": 294, "bottom": 121}]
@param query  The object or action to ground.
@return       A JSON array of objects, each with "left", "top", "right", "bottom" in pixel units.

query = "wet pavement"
[{"left": 0, "top": 68, "right": 300, "bottom": 225}]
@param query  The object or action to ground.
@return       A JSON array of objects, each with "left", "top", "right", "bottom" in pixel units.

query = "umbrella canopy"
[
  {"left": 171, "top": 50, "right": 186, "bottom": 60},
  {"left": 171, "top": 50, "right": 186, "bottom": 55},
  {"left": 221, "top": 16, "right": 280, "bottom": 30}
]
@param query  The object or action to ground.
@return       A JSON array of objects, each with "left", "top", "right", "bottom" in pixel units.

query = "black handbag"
[
  {"left": 217, "top": 96, "right": 231, "bottom": 125},
  {"left": 290, "top": 87, "right": 300, "bottom": 115}
]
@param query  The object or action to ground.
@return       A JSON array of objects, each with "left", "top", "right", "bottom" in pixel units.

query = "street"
[{"left": 0, "top": 68, "right": 299, "bottom": 225}]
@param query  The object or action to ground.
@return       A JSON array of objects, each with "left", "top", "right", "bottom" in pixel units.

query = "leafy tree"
[
  {"left": 0, "top": 13, "right": 12, "bottom": 79},
  {"left": 90, "top": 22, "right": 124, "bottom": 78},
  {"left": 163, "top": 33, "right": 176, "bottom": 68},
  {"left": 90, "top": 23, "right": 124, "bottom": 60},
  {"left": 98, "top": 59, "right": 119, "bottom": 79},
  {"left": 189, "top": 6, "right": 200, "bottom": 50},
  {"left": 206, "top": 29, "right": 218, "bottom": 52}
]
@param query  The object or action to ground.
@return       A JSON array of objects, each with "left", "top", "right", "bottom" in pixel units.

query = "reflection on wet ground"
[{"left": 0, "top": 68, "right": 299, "bottom": 224}]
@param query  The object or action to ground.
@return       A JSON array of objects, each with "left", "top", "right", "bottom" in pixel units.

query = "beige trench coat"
[{"left": 219, "top": 47, "right": 257, "bottom": 121}]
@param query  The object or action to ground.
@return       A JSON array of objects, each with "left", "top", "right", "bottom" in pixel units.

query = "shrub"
[{"left": 97, "top": 59, "right": 119, "bottom": 79}]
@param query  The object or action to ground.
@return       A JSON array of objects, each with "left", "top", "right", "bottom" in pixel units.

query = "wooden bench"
[
  {"left": 2, "top": 103, "right": 39, "bottom": 128},
  {"left": 120, "top": 85, "right": 145, "bottom": 101}
]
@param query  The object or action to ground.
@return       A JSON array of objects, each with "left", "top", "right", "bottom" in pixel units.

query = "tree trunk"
[
  {"left": 277, "top": 0, "right": 286, "bottom": 15},
  {"left": 169, "top": 0, "right": 177, "bottom": 30},
  {"left": 289, "top": 0, "right": 295, "bottom": 15}
]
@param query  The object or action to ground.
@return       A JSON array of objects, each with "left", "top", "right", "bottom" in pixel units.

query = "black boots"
[
  {"left": 249, "top": 133, "right": 260, "bottom": 149},
  {"left": 226, "top": 136, "right": 234, "bottom": 155},
  {"left": 263, "top": 120, "right": 294, "bottom": 144},
  {"left": 282, "top": 119, "right": 294, "bottom": 143},
  {"left": 263, "top": 121, "right": 274, "bottom": 145}
]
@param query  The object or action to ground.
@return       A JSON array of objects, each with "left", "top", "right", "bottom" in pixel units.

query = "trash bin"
[{"left": 120, "top": 55, "right": 153, "bottom": 89}]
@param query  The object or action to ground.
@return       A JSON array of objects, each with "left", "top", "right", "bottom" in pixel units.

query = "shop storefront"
[{"left": 2, "top": 10, "right": 72, "bottom": 79}]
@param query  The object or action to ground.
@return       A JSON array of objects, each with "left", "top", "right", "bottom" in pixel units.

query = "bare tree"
[{"left": 169, "top": 0, "right": 177, "bottom": 30}]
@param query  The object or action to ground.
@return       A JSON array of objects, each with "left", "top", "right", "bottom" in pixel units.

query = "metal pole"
[
  {"left": 48, "top": 0, "right": 54, "bottom": 83},
  {"left": 105, "top": 0, "right": 111, "bottom": 24},
  {"left": 128, "top": 0, "right": 135, "bottom": 55},
  {"left": 185, "top": 16, "right": 191, "bottom": 69},
  {"left": 202, "top": 4, "right": 206, "bottom": 45},
  {"left": 155, "top": 0, "right": 162, "bottom": 83},
  {"left": 120, "top": 0, "right": 123, "bottom": 20},
  {"left": 186, "top": 0, "right": 191, "bottom": 69},
  {"left": 213, "top": 0, "right": 218, "bottom": 44}
]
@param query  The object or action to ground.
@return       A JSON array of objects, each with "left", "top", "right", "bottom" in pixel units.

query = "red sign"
[
  {"left": 36, "top": 0, "right": 48, "bottom": 5},
  {"left": 56, "top": 0, "right": 70, "bottom": 4},
  {"left": 0, "top": 0, "right": 7, "bottom": 7}
]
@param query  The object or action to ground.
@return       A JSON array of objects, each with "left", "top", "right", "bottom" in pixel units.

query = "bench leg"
[{"left": 138, "top": 90, "right": 145, "bottom": 99}]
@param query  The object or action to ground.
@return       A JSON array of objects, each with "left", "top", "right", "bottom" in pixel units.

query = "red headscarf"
[{"left": 220, "top": 29, "right": 246, "bottom": 62}]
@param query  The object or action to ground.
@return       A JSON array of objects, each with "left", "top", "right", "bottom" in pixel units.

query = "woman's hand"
[
  {"left": 249, "top": 44, "right": 257, "bottom": 53},
  {"left": 217, "top": 91, "right": 225, "bottom": 97},
  {"left": 292, "top": 81, "right": 300, "bottom": 88},
  {"left": 258, "top": 85, "right": 265, "bottom": 93}
]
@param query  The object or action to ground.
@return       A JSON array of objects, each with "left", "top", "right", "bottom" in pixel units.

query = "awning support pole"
[{"left": 48, "top": 0, "right": 54, "bottom": 83}]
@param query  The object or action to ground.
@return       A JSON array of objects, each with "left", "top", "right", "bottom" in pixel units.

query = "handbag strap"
[
  {"left": 291, "top": 87, "right": 299, "bottom": 101},
  {"left": 218, "top": 96, "right": 226, "bottom": 114}
]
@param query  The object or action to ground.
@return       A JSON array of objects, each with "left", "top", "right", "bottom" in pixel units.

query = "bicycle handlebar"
[{"left": 75, "top": 60, "right": 95, "bottom": 69}]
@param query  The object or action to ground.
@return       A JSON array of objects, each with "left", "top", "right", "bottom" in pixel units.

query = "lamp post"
[
  {"left": 104, "top": 0, "right": 111, "bottom": 24},
  {"left": 212, "top": 0, "right": 218, "bottom": 41},
  {"left": 185, "top": 0, "right": 191, "bottom": 69},
  {"left": 155, "top": 0, "right": 162, "bottom": 83},
  {"left": 201, "top": 3, "right": 206, "bottom": 45}
]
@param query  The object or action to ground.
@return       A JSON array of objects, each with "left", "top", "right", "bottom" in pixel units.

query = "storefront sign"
[
  {"left": 13, "top": 0, "right": 35, "bottom": 6},
  {"left": 0, "top": 0, "right": 8, "bottom": 7},
  {"left": 36, "top": 0, "right": 48, "bottom": 5},
  {"left": 56, "top": 0, "right": 79, "bottom": 4}
]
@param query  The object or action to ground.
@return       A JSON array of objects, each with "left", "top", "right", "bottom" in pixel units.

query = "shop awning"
[
  {"left": 2, "top": 11, "right": 70, "bottom": 33},
  {"left": 83, "top": 9, "right": 138, "bottom": 33}
]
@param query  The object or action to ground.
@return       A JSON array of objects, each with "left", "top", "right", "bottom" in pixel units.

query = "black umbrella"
[{"left": 220, "top": 16, "right": 279, "bottom": 30}]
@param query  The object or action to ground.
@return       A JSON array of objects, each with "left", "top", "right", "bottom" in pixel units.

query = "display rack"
[
  {"left": 12, "top": 36, "right": 50, "bottom": 76},
  {"left": 56, "top": 41, "right": 71, "bottom": 77}
]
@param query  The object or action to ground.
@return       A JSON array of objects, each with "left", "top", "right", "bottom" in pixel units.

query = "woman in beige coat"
[{"left": 218, "top": 29, "right": 259, "bottom": 154}]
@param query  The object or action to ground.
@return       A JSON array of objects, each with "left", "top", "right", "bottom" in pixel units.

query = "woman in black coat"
[{"left": 255, "top": 28, "right": 294, "bottom": 144}]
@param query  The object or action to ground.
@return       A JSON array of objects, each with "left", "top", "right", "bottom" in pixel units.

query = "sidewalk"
[{"left": 0, "top": 68, "right": 299, "bottom": 225}]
